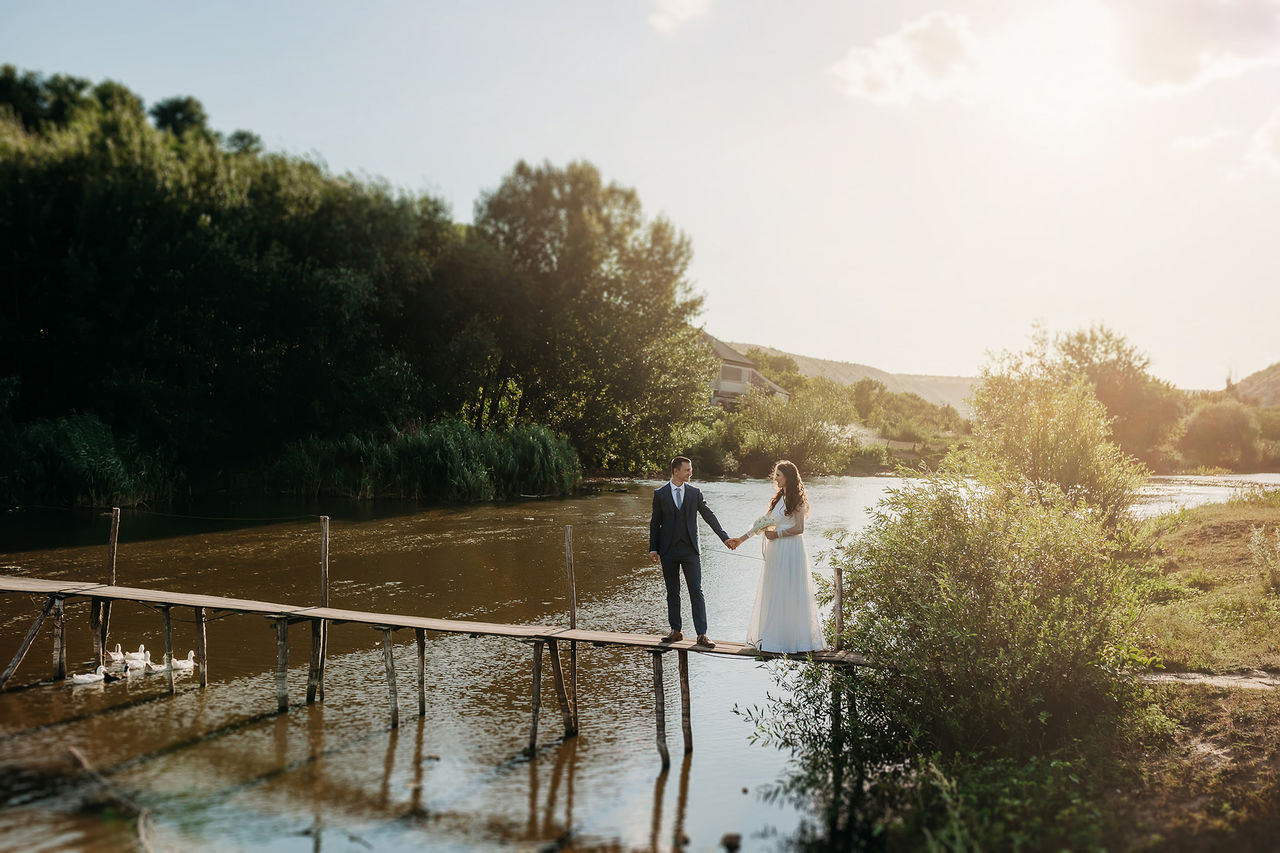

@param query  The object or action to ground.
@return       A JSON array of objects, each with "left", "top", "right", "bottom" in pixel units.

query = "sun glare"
[{"left": 975, "top": 1, "right": 1127, "bottom": 149}]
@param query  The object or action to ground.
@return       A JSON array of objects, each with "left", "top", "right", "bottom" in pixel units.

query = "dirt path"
[{"left": 1141, "top": 670, "right": 1280, "bottom": 689}]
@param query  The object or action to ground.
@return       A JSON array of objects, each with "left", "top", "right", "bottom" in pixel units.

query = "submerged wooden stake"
[
  {"left": 161, "top": 605, "right": 175, "bottom": 694},
  {"left": 91, "top": 596, "right": 104, "bottom": 668},
  {"left": 52, "top": 596, "right": 67, "bottom": 680},
  {"left": 275, "top": 618, "right": 289, "bottom": 712},
  {"left": 382, "top": 628, "right": 399, "bottom": 729},
  {"left": 527, "top": 640, "right": 544, "bottom": 756},
  {"left": 548, "top": 639, "right": 576, "bottom": 737},
  {"left": 651, "top": 650, "right": 670, "bottom": 770},
  {"left": 0, "top": 596, "right": 57, "bottom": 690},
  {"left": 307, "top": 618, "right": 322, "bottom": 704},
  {"left": 194, "top": 606, "right": 208, "bottom": 688},
  {"left": 677, "top": 649, "right": 692, "bottom": 754},
  {"left": 415, "top": 628, "right": 426, "bottom": 717}
]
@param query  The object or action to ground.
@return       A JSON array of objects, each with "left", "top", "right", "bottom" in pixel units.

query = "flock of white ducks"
[{"left": 68, "top": 642, "right": 198, "bottom": 685}]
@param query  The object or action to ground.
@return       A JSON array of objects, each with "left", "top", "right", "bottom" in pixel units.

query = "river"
[{"left": 2, "top": 473, "right": 1278, "bottom": 851}]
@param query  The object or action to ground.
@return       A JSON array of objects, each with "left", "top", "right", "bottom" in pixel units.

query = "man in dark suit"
[{"left": 648, "top": 455, "right": 735, "bottom": 648}]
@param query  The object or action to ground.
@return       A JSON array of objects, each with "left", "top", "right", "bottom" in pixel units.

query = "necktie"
[{"left": 675, "top": 486, "right": 683, "bottom": 509}]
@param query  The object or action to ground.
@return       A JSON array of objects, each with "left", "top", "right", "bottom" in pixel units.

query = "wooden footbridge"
[{"left": 0, "top": 514, "right": 869, "bottom": 768}]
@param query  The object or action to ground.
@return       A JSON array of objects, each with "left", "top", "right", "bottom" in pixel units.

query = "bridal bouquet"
[{"left": 747, "top": 515, "right": 777, "bottom": 536}]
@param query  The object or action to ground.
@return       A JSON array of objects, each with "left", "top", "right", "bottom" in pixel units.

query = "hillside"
[
  {"left": 1237, "top": 360, "right": 1280, "bottom": 406},
  {"left": 728, "top": 342, "right": 976, "bottom": 417}
]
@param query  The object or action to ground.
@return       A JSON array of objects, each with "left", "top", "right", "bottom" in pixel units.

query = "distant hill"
[
  {"left": 1237, "top": 361, "right": 1280, "bottom": 406},
  {"left": 728, "top": 342, "right": 976, "bottom": 418}
]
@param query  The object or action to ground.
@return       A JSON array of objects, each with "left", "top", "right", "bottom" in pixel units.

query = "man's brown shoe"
[
  {"left": 696, "top": 635, "right": 716, "bottom": 648},
  {"left": 661, "top": 630, "right": 683, "bottom": 643}
]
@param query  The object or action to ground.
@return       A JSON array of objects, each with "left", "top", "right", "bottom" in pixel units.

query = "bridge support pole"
[
  {"left": 51, "top": 596, "right": 67, "bottom": 680},
  {"left": 651, "top": 650, "right": 670, "bottom": 770},
  {"left": 548, "top": 639, "right": 576, "bottom": 737},
  {"left": 415, "top": 628, "right": 426, "bottom": 717},
  {"left": 161, "top": 605, "right": 175, "bottom": 694},
  {"left": 678, "top": 649, "right": 692, "bottom": 754},
  {"left": 381, "top": 628, "right": 399, "bottom": 729},
  {"left": 307, "top": 618, "right": 323, "bottom": 704},
  {"left": 275, "top": 617, "right": 289, "bottom": 712},
  {"left": 194, "top": 606, "right": 208, "bottom": 687},
  {"left": 526, "top": 639, "right": 544, "bottom": 756},
  {"left": 0, "top": 596, "right": 56, "bottom": 690}
]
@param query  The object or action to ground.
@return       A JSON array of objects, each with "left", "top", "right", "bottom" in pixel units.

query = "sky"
[{"left": 3, "top": 0, "right": 1279, "bottom": 389}]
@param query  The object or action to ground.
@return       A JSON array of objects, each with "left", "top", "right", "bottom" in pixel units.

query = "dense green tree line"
[{"left": 0, "top": 66, "right": 714, "bottom": 504}]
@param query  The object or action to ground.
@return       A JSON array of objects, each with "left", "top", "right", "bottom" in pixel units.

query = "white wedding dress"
[{"left": 745, "top": 500, "right": 826, "bottom": 653}]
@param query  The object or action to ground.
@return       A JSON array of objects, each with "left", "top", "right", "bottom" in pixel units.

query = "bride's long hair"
[{"left": 767, "top": 460, "right": 809, "bottom": 517}]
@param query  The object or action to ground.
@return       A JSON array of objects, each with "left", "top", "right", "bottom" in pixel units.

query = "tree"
[
  {"left": 149, "top": 95, "right": 210, "bottom": 137},
  {"left": 473, "top": 160, "right": 713, "bottom": 470},
  {"left": 1178, "top": 400, "right": 1261, "bottom": 470},
  {"left": 1053, "top": 325, "right": 1185, "bottom": 466}
]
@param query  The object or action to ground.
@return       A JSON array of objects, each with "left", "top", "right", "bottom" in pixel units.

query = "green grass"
[{"left": 1137, "top": 497, "right": 1280, "bottom": 673}]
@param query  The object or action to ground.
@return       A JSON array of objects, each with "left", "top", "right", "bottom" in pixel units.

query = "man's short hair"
[{"left": 670, "top": 456, "right": 691, "bottom": 473}]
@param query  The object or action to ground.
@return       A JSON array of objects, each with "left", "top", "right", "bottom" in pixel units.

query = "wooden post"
[
  {"left": 834, "top": 563, "right": 845, "bottom": 652},
  {"left": 161, "top": 605, "right": 175, "bottom": 694},
  {"left": 565, "top": 525, "right": 578, "bottom": 730},
  {"left": 307, "top": 618, "right": 322, "bottom": 704},
  {"left": 319, "top": 516, "right": 329, "bottom": 702},
  {"left": 382, "top": 628, "right": 399, "bottom": 729},
  {"left": 415, "top": 628, "right": 426, "bottom": 717},
  {"left": 677, "top": 649, "right": 692, "bottom": 754},
  {"left": 547, "top": 639, "right": 576, "bottom": 737},
  {"left": 527, "top": 640, "right": 544, "bottom": 756},
  {"left": 275, "top": 618, "right": 289, "bottom": 713},
  {"left": 651, "top": 650, "right": 670, "bottom": 770},
  {"left": 100, "top": 507, "right": 120, "bottom": 660},
  {"left": 51, "top": 596, "right": 67, "bottom": 680},
  {"left": 194, "top": 606, "right": 208, "bottom": 688},
  {"left": 0, "top": 596, "right": 57, "bottom": 690}
]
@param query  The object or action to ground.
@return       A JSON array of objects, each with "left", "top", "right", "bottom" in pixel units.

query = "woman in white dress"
[{"left": 728, "top": 460, "right": 826, "bottom": 654}]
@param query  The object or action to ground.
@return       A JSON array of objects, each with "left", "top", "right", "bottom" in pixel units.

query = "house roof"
[{"left": 704, "top": 332, "right": 754, "bottom": 366}]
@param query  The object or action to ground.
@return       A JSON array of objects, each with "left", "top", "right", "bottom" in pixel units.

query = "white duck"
[
  {"left": 107, "top": 643, "right": 125, "bottom": 664},
  {"left": 70, "top": 665, "right": 106, "bottom": 684},
  {"left": 124, "top": 644, "right": 147, "bottom": 663},
  {"left": 125, "top": 651, "right": 149, "bottom": 670},
  {"left": 144, "top": 651, "right": 167, "bottom": 673},
  {"left": 172, "top": 650, "right": 197, "bottom": 671}
]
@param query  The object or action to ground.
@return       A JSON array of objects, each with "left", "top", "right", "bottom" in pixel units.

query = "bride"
[{"left": 728, "top": 460, "right": 826, "bottom": 654}]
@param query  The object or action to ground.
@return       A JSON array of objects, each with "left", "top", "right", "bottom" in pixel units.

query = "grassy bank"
[{"left": 1139, "top": 488, "right": 1280, "bottom": 672}]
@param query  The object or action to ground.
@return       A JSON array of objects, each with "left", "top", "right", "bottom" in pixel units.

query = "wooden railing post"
[
  {"left": 319, "top": 515, "right": 329, "bottom": 702},
  {"left": 565, "top": 525, "right": 578, "bottom": 731},
  {"left": 834, "top": 563, "right": 845, "bottom": 652}
]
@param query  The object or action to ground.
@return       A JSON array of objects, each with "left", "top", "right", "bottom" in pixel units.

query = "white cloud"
[
  {"left": 649, "top": 0, "right": 712, "bottom": 34},
  {"left": 1246, "top": 105, "right": 1280, "bottom": 171},
  {"left": 1111, "top": 0, "right": 1280, "bottom": 96},
  {"left": 829, "top": 12, "right": 977, "bottom": 106},
  {"left": 1172, "top": 126, "right": 1237, "bottom": 151}
]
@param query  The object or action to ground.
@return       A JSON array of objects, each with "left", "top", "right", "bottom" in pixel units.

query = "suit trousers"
[{"left": 660, "top": 541, "right": 707, "bottom": 636}]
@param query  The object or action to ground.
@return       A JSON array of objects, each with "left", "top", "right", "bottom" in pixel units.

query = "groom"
[{"left": 648, "top": 456, "right": 736, "bottom": 649}]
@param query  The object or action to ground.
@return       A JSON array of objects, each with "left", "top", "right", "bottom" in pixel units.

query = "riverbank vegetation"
[
  {"left": 746, "top": 344, "right": 1280, "bottom": 850},
  {"left": 0, "top": 66, "right": 714, "bottom": 504}
]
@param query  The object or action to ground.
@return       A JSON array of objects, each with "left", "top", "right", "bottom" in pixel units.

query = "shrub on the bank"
[
  {"left": 270, "top": 420, "right": 579, "bottom": 501},
  {"left": 0, "top": 414, "right": 175, "bottom": 506}
]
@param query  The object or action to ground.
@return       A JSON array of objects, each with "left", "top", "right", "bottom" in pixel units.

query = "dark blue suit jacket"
[{"left": 649, "top": 482, "right": 730, "bottom": 556}]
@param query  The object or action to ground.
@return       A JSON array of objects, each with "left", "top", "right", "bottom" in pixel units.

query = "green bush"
[{"left": 830, "top": 471, "right": 1137, "bottom": 754}]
